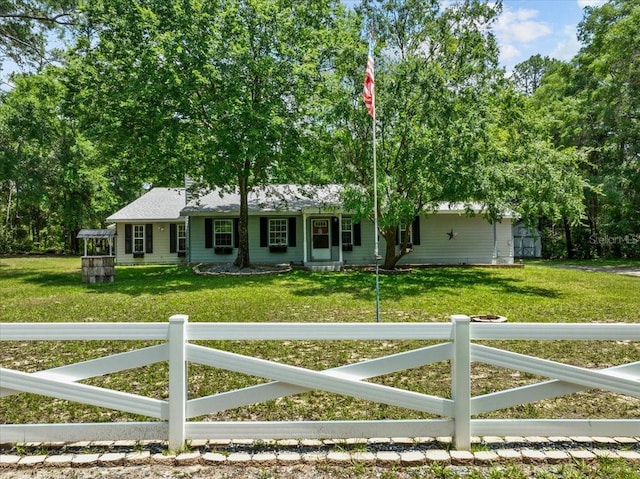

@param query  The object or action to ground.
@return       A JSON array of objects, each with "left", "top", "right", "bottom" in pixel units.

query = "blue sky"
[{"left": 496, "top": 0, "right": 606, "bottom": 71}]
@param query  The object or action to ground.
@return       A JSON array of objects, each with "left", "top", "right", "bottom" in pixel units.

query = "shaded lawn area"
[
  {"left": 0, "top": 256, "right": 639, "bottom": 425},
  {"left": 2, "top": 256, "right": 639, "bottom": 323}
]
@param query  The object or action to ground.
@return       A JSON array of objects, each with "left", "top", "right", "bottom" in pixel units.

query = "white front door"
[{"left": 311, "top": 219, "right": 331, "bottom": 260}]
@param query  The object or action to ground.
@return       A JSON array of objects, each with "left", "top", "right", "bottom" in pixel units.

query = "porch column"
[
  {"left": 338, "top": 214, "right": 343, "bottom": 264},
  {"left": 492, "top": 222, "right": 497, "bottom": 265},
  {"left": 302, "top": 212, "right": 308, "bottom": 264}
]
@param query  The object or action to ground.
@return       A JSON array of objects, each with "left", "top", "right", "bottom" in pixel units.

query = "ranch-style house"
[{"left": 106, "top": 185, "right": 515, "bottom": 269}]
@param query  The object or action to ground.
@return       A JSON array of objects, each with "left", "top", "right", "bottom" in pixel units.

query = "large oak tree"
[
  {"left": 322, "top": 0, "right": 585, "bottom": 269},
  {"left": 66, "top": 0, "right": 344, "bottom": 268}
]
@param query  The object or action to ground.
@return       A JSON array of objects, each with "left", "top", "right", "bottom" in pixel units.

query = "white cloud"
[
  {"left": 494, "top": 8, "right": 552, "bottom": 43},
  {"left": 550, "top": 24, "right": 582, "bottom": 60},
  {"left": 577, "top": 0, "right": 606, "bottom": 7},
  {"left": 493, "top": 6, "right": 552, "bottom": 68},
  {"left": 500, "top": 43, "right": 521, "bottom": 62}
]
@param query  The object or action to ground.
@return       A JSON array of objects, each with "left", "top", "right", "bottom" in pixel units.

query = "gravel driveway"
[{"left": 550, "top": 264, "right": 640, "bottom": 277}]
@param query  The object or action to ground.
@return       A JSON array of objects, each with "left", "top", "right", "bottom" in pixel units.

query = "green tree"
[
  {"left": 511, "top": 54, "right": 559, "bottom": 96},
  {"left": 0, "top": 70, "right": 112, "bottom": 252},
  {"left": 0, "top": 0, "right": 77, "bottom": 71},
  {"left": 531, "top": 0, "right": 640, "bottom": 259},
  {"left": 576, "top": 0, "right": 640, "bottom": 258},
  {"left": 66, "top": 0, "right": 344, "bottom": 268},
  {"left": 322, "top": 0, "right": 585, "bottom": 269}
]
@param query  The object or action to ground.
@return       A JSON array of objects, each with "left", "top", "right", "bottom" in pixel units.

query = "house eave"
[{"left": 107, "top": 216, "right": 186, "bottom": 223}]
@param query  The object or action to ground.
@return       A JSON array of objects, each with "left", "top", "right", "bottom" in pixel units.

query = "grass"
[{"left": 1, "top": 256, "right": 639, "bottom": 425}]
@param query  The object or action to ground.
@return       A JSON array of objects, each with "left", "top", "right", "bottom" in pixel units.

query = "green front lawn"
[
  {"left": 1, "top": 256, "right": 639, "bottom": 424},
  {"left": 1, "top": 256, "right": 639, "bottom": 324}
]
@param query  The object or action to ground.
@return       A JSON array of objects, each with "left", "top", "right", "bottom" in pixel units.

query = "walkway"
[{"left": 2, "top": 436, "right": 639, "bottom": 470}]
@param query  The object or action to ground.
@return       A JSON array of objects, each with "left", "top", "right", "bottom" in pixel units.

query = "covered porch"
[{"left": 301, "top": 210, "right": 345, "bottom": 272}]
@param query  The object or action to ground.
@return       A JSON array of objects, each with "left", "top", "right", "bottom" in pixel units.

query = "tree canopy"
[
  {"left": 320, "top": 0, "right": 585, "bottom": 269},
  {"left": 1, "top": 0, "right": 636, "bottom": 264},
  {"left": 0, "top": 0, "right": 76, "bottom": 72},
  {"left": 65, "top": 0, "right": 345, "bottom": 267},
  {"left": 0, "top": 70, "right": 113, "bottom": 252},
  {"left": 530, "top": 0, "right": 639, "bottom": 258}
]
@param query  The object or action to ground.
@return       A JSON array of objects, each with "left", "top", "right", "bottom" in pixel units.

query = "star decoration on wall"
[{"left": 447, "top": 229, "right": 458, "bottom": 240}]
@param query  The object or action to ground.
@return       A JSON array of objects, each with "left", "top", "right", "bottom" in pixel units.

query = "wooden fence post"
[
  {"left": 168, "top": 314, "right": 188, "bottom": 450},
  {"left": 451, "top": 314, "right": 471, "bottom": 450}
]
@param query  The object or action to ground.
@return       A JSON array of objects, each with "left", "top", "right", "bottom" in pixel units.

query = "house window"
[
  {"left": 177, "top": 224, "right": 186, "bottom": 252},
  {"left": 269, "top": 218, "right": 287, "bottom": 246},
  {"left": 341, "top": 218, "right": 353, "bottom": 245},
  {"left": 133, "top": 225, "right": 145, "bottom": 253},
  {"left": 400, "top": 224, "right": 411, "bottom": 246},
  {"left": 214, "top": 219, "right": 233, "bottom": 247}
]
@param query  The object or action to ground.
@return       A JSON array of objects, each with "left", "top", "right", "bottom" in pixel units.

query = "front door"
[{"left": 311, "top": 219, "right": 331, "bottom": 260}]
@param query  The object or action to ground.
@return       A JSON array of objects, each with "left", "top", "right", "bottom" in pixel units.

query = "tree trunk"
[
  {"left": 233, "top": 175, "right": 251, "bottom": 269},
  {"left": 381, "top": 226, "right": 410, "bottom": 270},
  {"left": 563, "top": 216, "right": 574, "bottom": 259},
  {"left": 381, "top": 223, "right": 414, "bottom": 269}
]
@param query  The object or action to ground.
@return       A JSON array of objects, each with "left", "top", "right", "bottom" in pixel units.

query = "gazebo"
[{"left": 76, "top": 229, "right": 116, "bottom": 283}]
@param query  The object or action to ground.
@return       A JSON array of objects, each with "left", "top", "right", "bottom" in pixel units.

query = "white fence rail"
[{"left": 1, "top": 315, "right": 639, "bottom": 450}]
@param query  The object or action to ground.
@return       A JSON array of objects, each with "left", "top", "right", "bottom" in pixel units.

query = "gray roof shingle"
[
  {"left": 107, "top": 188, "right": 186, "bottom": 221},
  {"left": 181, "top": 184, "right": 344, "bottom": 215}
]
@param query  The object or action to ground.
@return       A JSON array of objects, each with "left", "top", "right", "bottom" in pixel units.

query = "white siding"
[
  {"left": 344, "top": 215, "right": 513, "bottom": 266},
  {"left": 396, "top": 214, "right": 513, "bottom": 265},
  {"left": 114, "top": 222, "right": 184, "bottom": 265},
  {"left": 496, "top": 219, "right": 515, "bottom": 264},
  {"left": 187, "top": 214, "right": 513, "bottom": 266},
  {"left": 189, "top": 215, "right": 304, "bottom": 265}
]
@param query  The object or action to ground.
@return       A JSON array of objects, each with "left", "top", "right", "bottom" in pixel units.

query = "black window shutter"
[
  {"left": 125, "top": 224, "right": 132, "bottom": 254},
  {"left": 205, "top": 218, "right": 213, "bottom": 248},
  {"left": 331, "top": 217, "right": 339, "bottom": 246},
  {"left": 412, "top": 216, "right": 421, "bottom": 245},
  {"left": 145, "top": 224, "right": 153, "bottom": 253},
  {"left": 288, "top": 217, "right": 296, "bottom": 247},
  {"left": 353, "top": 222, "right": 362, "bottom": 246},
  {"left": 233, "top": 218, "right": 239, "bottom": 248},
  {"left": 170, "top": 224, "right": 177, "bottom": 253},
  {"left": 395, "top": 227, "right": 400, "bottom": 245},
  {"left": 260, "top": 217, "right": 268, "bottom": 247}
]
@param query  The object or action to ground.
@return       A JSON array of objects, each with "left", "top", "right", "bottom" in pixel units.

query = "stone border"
[
  {"left": 192, "top": 262, "right": 292, "bottom": 276},
  {"left": 2, "top": 436, "right": 639, "bottom": 469}
]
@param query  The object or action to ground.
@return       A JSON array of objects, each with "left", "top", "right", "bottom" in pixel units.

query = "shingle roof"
[
  {"left": 181, "top": 184, "right": 344, "bottom": 215},
  {"left": 107, "top": 188, "right": 186, "bottom": 221},
  {"left": 76, "top": 229, "right": 116, "bottom": 239},
  {"left": 180, "top": 184, "right": 514, "bottom": 218}
]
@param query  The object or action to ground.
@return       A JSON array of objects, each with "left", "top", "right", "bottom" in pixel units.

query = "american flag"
[{"left": 363, "top": 42, "right": 375, "bottom": 118}]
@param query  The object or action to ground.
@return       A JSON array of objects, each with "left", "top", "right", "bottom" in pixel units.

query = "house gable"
[{"left": 107, "top": 188, "right": 187, "bottom": 265}]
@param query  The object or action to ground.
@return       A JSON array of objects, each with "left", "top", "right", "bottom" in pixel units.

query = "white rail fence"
[{"left": 1, "top": 315, "right": 639, "bottom": 451}]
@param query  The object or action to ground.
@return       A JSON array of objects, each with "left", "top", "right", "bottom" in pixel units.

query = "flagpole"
[
  {"left": 364, "top": 27, "right": 380, "bottom": 322},
  {"left": 373, "top": 101, "right": 380, "bottom": 323}
]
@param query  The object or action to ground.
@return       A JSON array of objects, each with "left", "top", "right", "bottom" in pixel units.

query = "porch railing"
[{"left": 1, "top": 315, "right": 639, "bottom": 450}]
